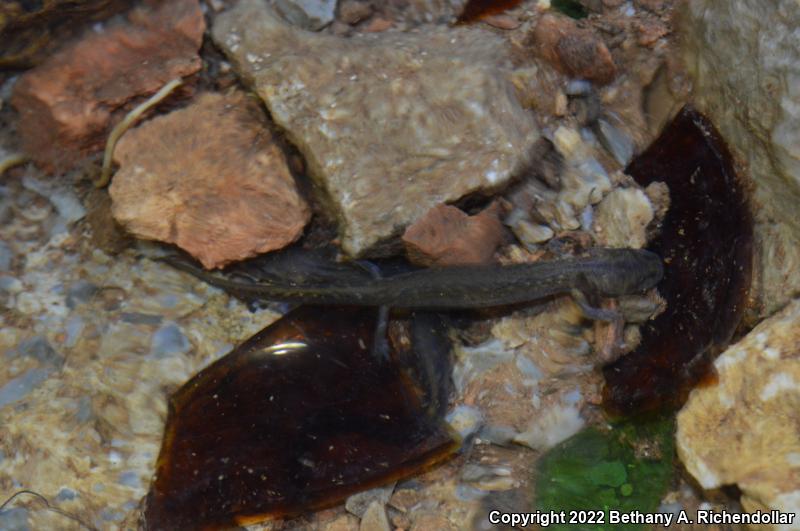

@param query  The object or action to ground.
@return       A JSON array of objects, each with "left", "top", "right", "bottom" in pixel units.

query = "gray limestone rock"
[
  {"left": 680, "top": 1, "right": 800, "bottom": 319},
  {"left": 0, "top": 368, "right": 52, "bottom": 409},
  {"left": 274, "top": 0, "right": 337, "bottom": 30},
  {"left": 212, "top": 0, "right": 539, "bottom": 256}
]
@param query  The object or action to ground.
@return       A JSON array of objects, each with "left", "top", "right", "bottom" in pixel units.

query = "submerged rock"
[
  {"left": 274, "top": 0, "right": 337, "bottom": 30},
  {"left": 592, "top": 187, "right": 655, "bottom": 249},
  {"left": 677, "top": 299, "right": 800, "bottom": 526},
  {"left": 402, "top": 203, "right": 506, "bottom": 266},
  {"left": 212, "top": 0, "right": 539, "bottom": 256},
  {"left": 109, "top": 91, "right": 310, "bottom": 269},
  {"left": 10, "top": 0, "right": 204, "bottom": 172}
]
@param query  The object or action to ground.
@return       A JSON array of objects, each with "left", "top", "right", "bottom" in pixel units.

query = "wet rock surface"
[
  {"left": 109, "top": 91, "right": 310, "bottom": 269},
  {"left": 0, "top": 0, "right": 771, "bottom": 528},
  {"left": 0, "top": 170, "right": 281, "bottom": 528},
  {"left": 212, "top": 0, "right": 539, "bottom": 256},
  {"left": 10, "top": 0, "right": 205, "bottom": 173},
  {"left": 677, "top": 299, "right": 800, "bottom": 525}
]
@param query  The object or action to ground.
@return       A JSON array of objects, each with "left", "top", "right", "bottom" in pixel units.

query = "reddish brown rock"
[
  {"left": 338, "top": 0, "right": 374, "bottom": 25},
  {"left": 636, "top": 18, "right": 669, "bottom": 47},
  {"left": 532, "top": 14, "right": 617, "bottom": 84},
  {"left": 482, "top": 14, "right": 521, "bottom": 30},
  {"left": 361, "top": 16, "right": 393, "bottom": 32},
  {"left": 402, "top": 203, "right": 506, "bottom": 267},
  {"left": 10, "top": 0, "right": 204, "bottom": 172},
  {"left": 109, "top": 91, "right": 310, "bottom": 270}
]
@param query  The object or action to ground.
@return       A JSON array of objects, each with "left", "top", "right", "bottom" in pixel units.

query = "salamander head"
[{"left": 581, "top": 248, "right": 664, "bottom": 297}]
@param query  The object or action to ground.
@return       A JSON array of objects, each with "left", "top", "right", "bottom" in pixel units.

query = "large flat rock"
[
  {"left": 677, "top": 299, "right": 800, "bottom": 528},
  {"left": 212, "top": 0, "right": 539, "bottom": 256}
]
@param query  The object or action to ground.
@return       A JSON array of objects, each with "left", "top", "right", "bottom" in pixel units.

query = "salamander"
[{"left": 162, "top": 248, "right": 663, "bottom": 310}]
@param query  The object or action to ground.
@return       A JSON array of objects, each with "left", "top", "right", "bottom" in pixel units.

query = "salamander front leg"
[
  {"left": 372, "top": 305, "right": 391, "bottom": 363},
  {"left": 569, "top": 289, "right": 620, "bottom": 322},
  {"left": 353, "top": 260, "right": 392, "bottom": 363}
]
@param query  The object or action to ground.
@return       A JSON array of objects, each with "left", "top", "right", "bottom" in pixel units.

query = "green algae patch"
[{"left": 534, "top": 416, "right": 675, "bottom": 530}]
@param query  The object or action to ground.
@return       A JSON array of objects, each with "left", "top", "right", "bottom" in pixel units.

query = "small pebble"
[
  {"left": 0, "top": 276, "right": 22, "bottom": 294},
  {"left": 0, "top": 241, "right": 12, "bottom": 271},
  {"left": 120, "top": 312, "right": 163, "bottom": 326},
  {"left": 150, "top": 323, "right": 191, "bottom": 358},
  {"left": 14, "top": 292, "right": 41, "bottom": 315},
  {"left": 16, "top": 336, "right": 63, "bottom": 367},
  {"left": 596, "top": 118, "right": 635, "bottom": 166},
  {"left": 515, "top": 355, "right": 543, "bottom": 381},
  {"left": 346, "top": 484, "right": 395, "bottom": 518},
  {"left": 477, "top": 425, "right": 518, "bottom": 445},
  {"left": 56, "top": 488, "right": 77, "bottom": 501},
  {"left": 118, "top": 470, "right": 142, "bottom": 489},
  {"left": 513, "top": 219, "right": 554, "bottom": 247},
  {"left": 565, "top": 79, "right": 593, "bottom": 96},
  {"left": 100, "top": 508, "right": 125, "bottom": 522},
  {"left": 67, "top": 280, "right": 99, "bottom": 308},
  {"left": 0, "top": 368, "right": 52, "bottom": 409},
  {"left": 23, "top": 175, "right": 86, "bottom": 224},
  {"left": 359, "top": 501, "right": 391, "bottom": 531},
  {"left": 0, "top": 507, "right": 29, "bottom": 531},
  {"left": 446, "top": 405, "right": 484, "bottom": 439},
  {"left": 455, "top": 484, "right": 486, "bottom": 501},
  {"left": 64, "top": 316, "right": 85, "bottom": 347},
  {"left": 274, "top": 0, "right": 337, "bottom": 30}
]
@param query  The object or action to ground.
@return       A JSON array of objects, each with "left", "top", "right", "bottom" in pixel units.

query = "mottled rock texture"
[
  {"left": 109, "top": 92, "right": 310, "bottom": 269},
  {"left": 10, "top": 0, "right": 204, "bottom": 172},
  {"left": 592, "top": 187, "right": 654, "bottom": 249},
  {"left": 532, "top": 14, "right": 617, "bottom": 85},
  {"left": 680, "top": 1, "right": 800, "bottom": 320},
  {"left": 212, "top": 0, "right": 539, "bottom": 256},
  {"left": 677, "top": 299, "right": 800, "bottom": 528}
]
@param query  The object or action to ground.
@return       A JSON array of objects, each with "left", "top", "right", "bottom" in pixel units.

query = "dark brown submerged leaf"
[
  {"left": 144, "top": 306, "right": 458, "bottom": 531},
  {"left": 456, "top": 0, "right": 523, "bottom": 24},
  {"left": 602, "top": 106, "right": 753, "bottom": 415}
]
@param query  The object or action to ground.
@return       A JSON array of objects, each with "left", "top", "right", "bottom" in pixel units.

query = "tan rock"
[
  {"left": 109, "top": 92, "right": 310, "bottom": 269},
  {"left": 677, "top": 299, "right": 800, "bottom": 528},
  {"left": 324, "top": 513, "right": 360, "bottom": 531},
  {"left": 592, "top": 187, "right": 655, "bottom": 249},
  {"left": 482, "top": 14, "right": 521, "bottom": 30},
  {"left": 410, "top": 512, "right": 458, "bottom": 531},
  {"left": 10, "top": 0, "right": 204, "bottom": 172},
  {"left": 402, "top": 203, "right": 506, "bottom": 266},
  {"left": 212, "top": 0, "right": 539, "bottom": 256},
  {"left": 532, "top": 14, "right": 617, "bottom": 85},
  {"left": 339, "top": 0, "right": 374, "bottom": 25}
]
